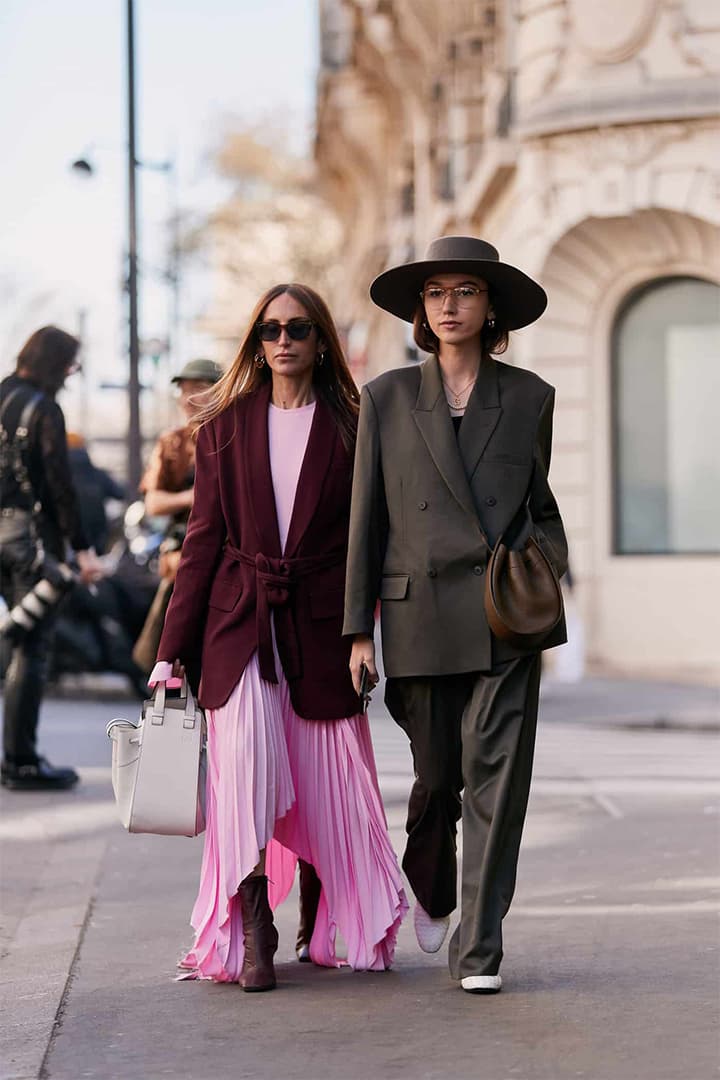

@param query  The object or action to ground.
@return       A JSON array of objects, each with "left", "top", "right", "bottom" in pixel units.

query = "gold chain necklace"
[{"left": 441, "top": 375, "right": 477, "bottom": 408}]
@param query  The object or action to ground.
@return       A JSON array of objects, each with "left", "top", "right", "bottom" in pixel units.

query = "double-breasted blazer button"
[
  {"left": 473, "top": 565, "right": 484, "bottom": 576},
  {"left": 485, "top": 496, "right": 497, "bottom": 506},
  {"left": 427, "top": 568, "right": 437, "bottom": 578},
  {"left": 418, "top": 500, "right": 428, "bottom": 510}
]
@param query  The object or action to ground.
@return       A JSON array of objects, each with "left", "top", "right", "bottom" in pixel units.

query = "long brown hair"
[
  {"left": 16, "top": 326, "right": 80, "bottom": 397},
  {"left": 412, "top": 285, "right": 509, "bottom": 359},
  {"left": 194, "top": 284, "right": 359, "bottom": 451}
]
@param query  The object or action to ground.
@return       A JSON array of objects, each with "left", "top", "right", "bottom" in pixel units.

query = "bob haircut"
[
  {"left": 194, "top": 283, "right": 360, "bottom": 452},
  {"left": 16, "top": 326, "right": 80, "bottom": 396},
  {"left": 412, "top": 285, "right": 510, "bottom": 359}
]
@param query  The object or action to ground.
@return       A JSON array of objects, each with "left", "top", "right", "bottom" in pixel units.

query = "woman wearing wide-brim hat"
[{"left": 344, "top": 236, "right": 568, "bottom": 993}]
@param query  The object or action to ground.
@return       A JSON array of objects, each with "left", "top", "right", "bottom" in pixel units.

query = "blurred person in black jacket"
[
  {"left": 0, "top": 326, "right": 103, "bottom": 790},
  {"left": 67, "top": 432, "right": 125, "bottom": 555}
]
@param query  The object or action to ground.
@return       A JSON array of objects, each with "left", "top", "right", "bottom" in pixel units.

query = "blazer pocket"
[
  {"left": 380, "top": 574, "right": 410, "bottom": 600},
  {"left": 310, "top": 585, "right": 346, "bottom": 620},
  {"left": 208, "top": 575, "right": 242, "bottom": 612}
]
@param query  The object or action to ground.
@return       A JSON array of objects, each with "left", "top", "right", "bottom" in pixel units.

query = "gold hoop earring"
[
  {"left": 316, "top": 350, "right": 327, "bottom": 367},
  {"left": 254, "top": 353, "right": 266, "bottom": 368}
]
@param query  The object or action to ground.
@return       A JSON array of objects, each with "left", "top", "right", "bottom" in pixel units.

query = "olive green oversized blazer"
[{"left": 343, "top": 353, "right": 568, "bottom": 676}]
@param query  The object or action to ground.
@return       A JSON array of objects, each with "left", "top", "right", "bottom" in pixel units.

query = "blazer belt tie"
[{"left": 224, "top": 544, "right": 346, "bottom": 683}]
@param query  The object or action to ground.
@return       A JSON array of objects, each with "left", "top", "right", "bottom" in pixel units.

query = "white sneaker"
[
  {"left": 413, "top": 902, "right": 450, "bottom": 953},
  {"left": 461, "top": 974, "right": 502, "bottom": 994}
]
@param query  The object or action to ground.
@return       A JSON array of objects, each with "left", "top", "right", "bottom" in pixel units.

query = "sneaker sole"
[
  {"left": 0, "top": 778, "right": 79, "bottom": 791},
  {"left": 417, "top": 935, "right": 447, "bottom": 954},
  {"left": 461, "top": 975, "right": 502, "bottom": 994}
]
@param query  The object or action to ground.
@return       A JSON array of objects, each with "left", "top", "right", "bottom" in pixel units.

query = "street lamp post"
[
  {"left": 126, "top": 0, "right": 142, "bottom": 494},
  {"left": 73, "top": 0, "right": 179, "bottom": 485}
]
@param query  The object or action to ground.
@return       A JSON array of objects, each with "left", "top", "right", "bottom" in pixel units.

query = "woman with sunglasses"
[{"left": 150, "top": 284, "right": 407, "bottom": 992}]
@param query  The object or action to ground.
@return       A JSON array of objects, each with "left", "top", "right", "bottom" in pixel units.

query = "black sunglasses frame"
[{"left": 256, "top": 319, "right": 316, "bottom": 342}]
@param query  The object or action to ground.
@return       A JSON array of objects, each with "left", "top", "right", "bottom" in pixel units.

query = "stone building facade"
[{"left": 315, "top": 0, "right": 720, "bottom": 680}]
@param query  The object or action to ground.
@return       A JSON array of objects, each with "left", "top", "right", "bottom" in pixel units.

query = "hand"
[
  {"left": 76, "top": 548, "right": 104, "bottom": 585},
  {"left": 350, "top": 634, "right": 378, "bottom": 697},
  {"left": 171, "top": 659, "right": 186, "bottom": 680}
]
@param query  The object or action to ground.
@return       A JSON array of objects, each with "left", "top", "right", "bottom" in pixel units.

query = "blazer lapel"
[
  {"left": 412, "top": 355, "right": 478, "bottom": 522},
  {"left": 283, "top": 395, "right": 336, "bottom": 557},
  {"left": 243, "top": 382, "right": 282, "bottom": 557},
  {"left": 458, "top": 355, "right": 502, "bottom": 479}
]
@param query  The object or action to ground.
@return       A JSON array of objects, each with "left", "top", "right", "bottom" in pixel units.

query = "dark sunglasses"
[{"left": 256, "top": 318, "right": 316, "bottom": 342}]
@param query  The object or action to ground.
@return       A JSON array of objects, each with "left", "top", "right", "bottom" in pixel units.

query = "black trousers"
[
  {"left": 0, "top": 525, "right": 56, "bottom": 766},
  {"left": 385, "top": 652, "right": 542, "bottom": 979}
]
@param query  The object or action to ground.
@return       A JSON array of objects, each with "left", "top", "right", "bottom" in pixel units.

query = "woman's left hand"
[{"left": 350, "top": 635, "right": 378, "bottom": 697}]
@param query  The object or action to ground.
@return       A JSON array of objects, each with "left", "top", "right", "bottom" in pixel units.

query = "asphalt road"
[{"left": 1, "top": 686, "right": 719, "bottom": 1080}]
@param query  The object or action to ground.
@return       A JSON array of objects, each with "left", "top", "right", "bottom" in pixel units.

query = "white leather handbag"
[{"left": 106, "top": 679, "right": 206, "bottom": 837}]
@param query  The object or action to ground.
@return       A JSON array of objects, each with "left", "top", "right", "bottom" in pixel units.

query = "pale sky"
[{"left": 0, "top": 0, "right": 318, "bottom": 443}]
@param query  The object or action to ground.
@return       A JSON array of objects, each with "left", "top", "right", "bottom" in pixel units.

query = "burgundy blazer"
[{"left": 156, "top": 383, "right": 361, "bottom": 719}]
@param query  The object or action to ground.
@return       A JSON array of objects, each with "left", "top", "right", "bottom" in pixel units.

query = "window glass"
[{"left": 613, "top": 277, "right": 720, "bottom": 554}]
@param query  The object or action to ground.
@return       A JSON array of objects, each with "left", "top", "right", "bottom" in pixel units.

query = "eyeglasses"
[
  {"left": 256, "top": 319, "right": 316, "bottom": 342},
  {"left": 420, "top": 285, "right": 487, "bottom": 308}
]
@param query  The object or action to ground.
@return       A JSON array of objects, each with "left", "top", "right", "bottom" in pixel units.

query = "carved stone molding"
[
  {"left": 546, "top": 122, "right": 690, "bottom": 169},
  {"left": 568, "top": 0, "right": 659, "bottom": 63}
]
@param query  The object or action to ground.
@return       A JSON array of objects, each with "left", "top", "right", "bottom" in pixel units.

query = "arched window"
[{"left": 612, "top": 276, "right": 720, "bottom": 555}]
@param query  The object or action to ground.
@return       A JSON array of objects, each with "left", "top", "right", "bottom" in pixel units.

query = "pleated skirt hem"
[{"left": 178, "top": 651, "right": 407, "bottom": 982}]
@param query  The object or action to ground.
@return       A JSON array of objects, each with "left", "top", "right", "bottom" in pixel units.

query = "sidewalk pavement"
[
  {"left": 53, "top": 669, "right": 720, "bottom": 730},
  {"left": 539, "top": 674, "right": 720, "bottom": 731},
  {"left": 1, "top": 675, "right": 718, "bottom": 1079}
]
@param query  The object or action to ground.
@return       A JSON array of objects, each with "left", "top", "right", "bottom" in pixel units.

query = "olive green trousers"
[{"left": 385, "top": 652, "right": 542, "bottom": 978}]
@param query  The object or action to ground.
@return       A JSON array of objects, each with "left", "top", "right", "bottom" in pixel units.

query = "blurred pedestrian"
[
  {"left": 67, "top": 432, "right": 125, "bottom": 555},
  {"left": 141, "top": 358, "right": 224, "bottom": 545},
  {"left": 0, "top": 326, "right": 103, "bottom": 791},
  {"left": 151, "top": 284, "right": 407, "bottom": 991},
  {"left": 345, "top": 237, "right": 568, "bottom": 993},
  {"left": 132, "top": 359, "right": 223, "bottom": 674}
]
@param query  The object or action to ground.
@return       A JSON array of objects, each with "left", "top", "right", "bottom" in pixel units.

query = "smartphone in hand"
[{"left": 359, "top": 662, "right": 372, "bottom": 712}]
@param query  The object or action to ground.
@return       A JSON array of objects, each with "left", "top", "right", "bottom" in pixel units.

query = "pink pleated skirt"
[{"left": 179, "top": 650, "right": 408, "bottom": 982}]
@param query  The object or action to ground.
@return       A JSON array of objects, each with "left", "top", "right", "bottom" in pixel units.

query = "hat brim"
[
  {"left": 370, "top": 258, "right": 547, "bottom": 330},
  {"left": 171, "top": 373, "right": 221, "bottom": 384}
]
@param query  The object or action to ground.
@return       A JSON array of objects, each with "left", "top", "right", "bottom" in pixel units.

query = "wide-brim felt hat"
[
  {"left": 370, "top": 236, "right": 547, "bottom": 331},
  {"left": 171, "top": 358, "right": 224, "bottom": 384}
]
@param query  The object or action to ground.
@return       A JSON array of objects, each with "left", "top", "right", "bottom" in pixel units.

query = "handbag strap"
[
  {"left": 149, "top": 676, "right": 200, "bottom": 729},
  {"left": 496, "top": 461, "right": 536, "bottom": 547}
]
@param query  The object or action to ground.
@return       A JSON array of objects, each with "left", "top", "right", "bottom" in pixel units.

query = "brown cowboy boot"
[
  {"left": 295, "top": 859, "right": 321, "bottom": 962},
  {"left": 237, "top": 874, "right": 278, "bottom": 992}
]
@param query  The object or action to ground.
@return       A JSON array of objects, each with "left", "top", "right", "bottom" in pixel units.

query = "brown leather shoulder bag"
[{"left": 483, "top": 476, "right": 563, "bottom": 650}]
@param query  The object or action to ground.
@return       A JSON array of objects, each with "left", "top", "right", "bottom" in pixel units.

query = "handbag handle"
[
  {"left": 494, "top": 462, "right": 535, "bottom": 549},
  {"left": 150, "top": 677, "right": 200, "bottom": 729}
]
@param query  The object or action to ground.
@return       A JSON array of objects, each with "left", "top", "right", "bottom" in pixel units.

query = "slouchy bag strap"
[{"left": 483, "top": 466, "right": 563, "bottom": 649}]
